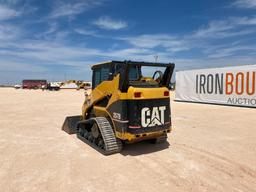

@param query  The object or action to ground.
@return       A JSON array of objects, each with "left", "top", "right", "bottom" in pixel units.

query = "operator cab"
[{"left": 91, "top": 60, "right": 174, "bottom": 91}]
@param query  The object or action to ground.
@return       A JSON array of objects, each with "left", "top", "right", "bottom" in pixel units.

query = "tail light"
[
  {"left": 164, "top": 91, "right": 169, "bottom": 96},
  {"left": 134, "top": 92, "right": 141, "bottom": 98}
]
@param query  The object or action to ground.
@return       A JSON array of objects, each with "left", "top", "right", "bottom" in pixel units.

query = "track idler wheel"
[{"left": 91, "top": 123, "right": 100, "bottom": 138}]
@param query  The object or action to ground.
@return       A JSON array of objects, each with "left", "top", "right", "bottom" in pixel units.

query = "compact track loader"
[{"left": 62, "top": 60, "right": 175, "bottom": 155}]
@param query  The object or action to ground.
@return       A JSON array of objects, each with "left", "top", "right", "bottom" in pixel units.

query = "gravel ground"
[{"left": 0, "top": 88, "right": 255, "bottom": 192}]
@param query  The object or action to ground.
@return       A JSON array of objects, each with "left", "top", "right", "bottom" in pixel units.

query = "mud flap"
[{"left": 62, "top": 115, "right": 82, "bottom": 134}]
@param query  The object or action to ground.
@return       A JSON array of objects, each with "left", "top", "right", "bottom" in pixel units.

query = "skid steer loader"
[{"left": 62, "top": 60, "right": 175, "bottom": 155}]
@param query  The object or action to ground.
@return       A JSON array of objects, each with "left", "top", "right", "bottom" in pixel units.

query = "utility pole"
[
  {"left": 154, "top": 55, "right": 159, "bottom": 71},
  {"left": 154, "top": 55, "right": 159, "bottom": 63},
  {"left": 64, "top": 72, "right": 67, "bottom": 81}
]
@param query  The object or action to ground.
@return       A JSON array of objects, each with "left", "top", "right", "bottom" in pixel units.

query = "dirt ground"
[{"left": 0, "top": 88, "right": 255, "bottom": 192}]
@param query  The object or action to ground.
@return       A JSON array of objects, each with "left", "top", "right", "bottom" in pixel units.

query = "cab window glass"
[
  {"left": 129, "top": 66, "right": 139, "bottom": 80},
  {"left": 101, "top": 67, "right": 110, "bottom": 81},
  {"left": 94, "top": 69, "right": 101, "bottom": 87},
  {"left": 93, "top": 66, "right": 110, "bottom": 88}
]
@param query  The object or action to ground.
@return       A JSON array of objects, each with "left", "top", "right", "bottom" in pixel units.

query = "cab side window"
[
  {"left": 101, "top": 67, "right": 110, "bottom": 81},
  {"left": 129, "top": 66, "right": 139, "bottom": 80},
  {"left": 92, "top": 66, "right": 110, "bottom": 89},
  {"left": 94, "top": 69, "right": 101, "bottom": 88}
]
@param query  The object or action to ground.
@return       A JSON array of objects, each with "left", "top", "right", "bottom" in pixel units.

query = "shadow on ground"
[{"left": 120, "top": 141, "right": 170, "bottom": 156}]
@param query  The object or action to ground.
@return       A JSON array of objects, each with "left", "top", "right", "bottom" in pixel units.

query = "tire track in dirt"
[
  {"left": 176, "top": 143, "right": 256, "bottom": 177},
  {"left": 175, "top": 143, "right": 256, "bottom": 191}
]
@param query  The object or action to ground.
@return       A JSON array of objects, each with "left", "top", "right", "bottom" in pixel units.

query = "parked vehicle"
[
  {"left": 47, "top": 82, "right": 61, "bottom": 91},
  {"left": 14, "top": 84, "right": 22, "bottom": 89},
  {"left": 22, "top": 79, "right": 47, "bottom": 89}
]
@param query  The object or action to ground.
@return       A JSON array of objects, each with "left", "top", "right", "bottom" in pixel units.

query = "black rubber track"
[{"left": 77, "top": 117, "right": 122, "bottom": 155}]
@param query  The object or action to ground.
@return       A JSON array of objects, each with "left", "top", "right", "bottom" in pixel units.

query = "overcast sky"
[{"left": 0, "top": 0, "right": 256, "bottom": 84}]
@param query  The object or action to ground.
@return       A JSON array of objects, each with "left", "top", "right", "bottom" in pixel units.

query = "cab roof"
[{"left": 91, "top": 60, "right": 175, "bottom": 69}]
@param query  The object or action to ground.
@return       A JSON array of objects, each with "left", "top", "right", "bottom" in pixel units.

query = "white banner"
[{"left": 175, "top": 65, "right": 256, "bottom": 107}]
